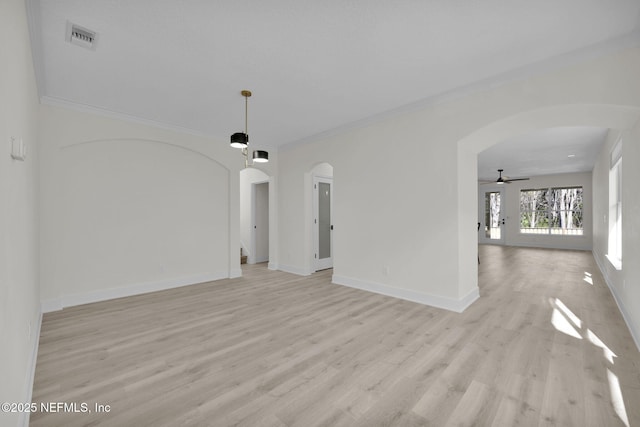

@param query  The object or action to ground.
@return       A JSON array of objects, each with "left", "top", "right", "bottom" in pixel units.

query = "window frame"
[
  {"left": 607, "top": 139, "right": 622, "bottom": 269},
  {"left": 519, "top": 186, "right": 584, "bottom": 236}
]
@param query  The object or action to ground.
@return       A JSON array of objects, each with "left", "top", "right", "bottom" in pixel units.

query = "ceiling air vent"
[{"left": 65, "top": 21, "right": 98, "bottom": 50}]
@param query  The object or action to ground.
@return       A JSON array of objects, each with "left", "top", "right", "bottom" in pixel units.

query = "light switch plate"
[{"left": 10, "top": 137, "right": 26, "bottom": 161}]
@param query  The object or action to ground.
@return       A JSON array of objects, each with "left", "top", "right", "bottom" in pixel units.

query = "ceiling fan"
[{"left": 480, "top": 169, "right": 530, "bottom": 185}]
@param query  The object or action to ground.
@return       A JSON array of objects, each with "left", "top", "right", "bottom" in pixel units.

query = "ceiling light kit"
[
  {"left": 230, "top": 90, "right": 268, "bottom": 168},
  {"left": 495, "top": 169, "right": 529, "bottom": 184},
  {"left": 480, "top": 169, "right": 530, "bottom": 185}
]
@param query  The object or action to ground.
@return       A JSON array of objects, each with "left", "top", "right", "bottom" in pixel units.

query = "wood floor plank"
[{"left": 30, "top": 247, "right": 640, "bottom": 426}]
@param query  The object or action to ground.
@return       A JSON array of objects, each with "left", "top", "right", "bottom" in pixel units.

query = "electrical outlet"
[{"left": 383, "top": 266, "right": 390, "bottom": 276}]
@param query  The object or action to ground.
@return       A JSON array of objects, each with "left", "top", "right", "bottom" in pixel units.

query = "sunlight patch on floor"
[
  {"left": 549, "top": 297, "right": 630, "bottom": 426},
  {"left": 608, "top": 369, "right": 630, "bottom": 427},
  {"left": 583, "top": 271, "right": 593, "bottom": 285},
  {"left": 586, "top": 328, "right": 617, "bottom": 364},
  {"left": 549, "top": 298, "right": 582, "bottom": 339},
  {"left": 551, "top": 308, "right": 582, "bottom": 339},
  {"left": 555, "top": 298, "right": 582, "bottom": 328}
]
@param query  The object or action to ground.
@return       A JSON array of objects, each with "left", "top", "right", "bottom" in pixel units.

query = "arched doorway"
[{"left": 457, "top": 104, "right": 640, "bottom": 297}]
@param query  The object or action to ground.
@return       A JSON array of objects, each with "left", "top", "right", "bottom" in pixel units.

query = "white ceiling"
[
  {"left": 28, "top": 0, "right": 640, "bottom": 157},
  {"left": 477, "top": 126, "right": 609, "bottom": 182}
]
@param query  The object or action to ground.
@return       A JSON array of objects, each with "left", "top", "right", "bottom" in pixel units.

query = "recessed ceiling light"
[{"left": 567, "top": 154, "right": 576, "bottom": 158}]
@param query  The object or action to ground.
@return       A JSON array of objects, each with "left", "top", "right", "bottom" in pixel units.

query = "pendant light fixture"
[{"left": 230, "top": 90, "right": 268, "bottom": 167}]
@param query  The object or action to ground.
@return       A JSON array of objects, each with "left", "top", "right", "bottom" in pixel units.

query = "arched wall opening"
[
  {"left": 42, "top": 138, "right": 233, "bottom": 309},
  {"left": 457, "top": 104, "right": 640, "bottom": 299}
]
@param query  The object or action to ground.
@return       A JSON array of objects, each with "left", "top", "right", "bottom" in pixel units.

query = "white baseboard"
[
  {"left": 19, "top": 309, "right": 42, "bottom": 427},
  {"left": 268, "top": 262, "right": 278, "bottom": 271},
  {"left": 277, "top": 264, "right": 312, "bottom": 276},
  {"left": 41, "top": 297, "right": 63, "bottom": 313},
  {"left": 332, "top": 274, "right": 480, "bottom": 313},
  {"left": 457, "top": 287, "right": 482, "bottom": 312},
  {"left": 593, "top": 250, "right": 640, "bottom": 352},
  {"left": 41, "top": 271, "right": 227, "bottom": 313},
  {"left": 495, "top": 241, "right": 592, "bottom": 251},
  {"left": 229, "top": 268, "right": 243, "bottom": 279}
]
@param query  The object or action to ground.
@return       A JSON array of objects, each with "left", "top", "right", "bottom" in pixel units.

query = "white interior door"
[
  {"left": 479, "top": 187, "right": 505, "bottom": 244},
  {"left": 314, "top": 176, "right": 333, "bottom": 271},
  {"left": 251, "top": 182, "right": 269, "bottom": 263}
]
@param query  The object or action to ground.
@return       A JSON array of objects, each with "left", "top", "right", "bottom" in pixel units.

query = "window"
[
  {"left": 520, "top": 187, "right": 583, "bottom": 235},
  {"left": 608, "top": 140, "right": 622, "bottom": 269}
]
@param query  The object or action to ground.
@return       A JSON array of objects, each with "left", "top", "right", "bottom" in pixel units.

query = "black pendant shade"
[
  {"left": 252, "top": 150, "right": 268, "bottom": 163},
  {"left": 230, "top": 132, "right": 248, "bottom": 148}
]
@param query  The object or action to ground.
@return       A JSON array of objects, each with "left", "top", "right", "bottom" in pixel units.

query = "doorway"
[
  {"left": 240, "top": 167, "right": 271, "bottom": 267},
  {"left": 252, "top": 182, "right": 269, "bottom": 263},
  {"left": 314, "top": 176, "right": 333, "bottom": 271},
  {"left": 479, "top": 188, "right": 505, "bottom": 244}
]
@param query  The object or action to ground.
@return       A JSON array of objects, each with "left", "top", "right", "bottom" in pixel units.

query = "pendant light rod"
[
  {"left": 230, "top": 89, "right": 267, "bottom": 167},
  {"left": 242, "top": 90, "right": 251, "bottom": 135},
  {"left": 242, "top": 90, "right": 251, "bottom": 168}
]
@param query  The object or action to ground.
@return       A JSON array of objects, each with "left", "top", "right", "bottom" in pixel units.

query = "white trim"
[
  {"left": 19, "top": 310, "right": 43, "bottom": 427},
  {"left": 41, "top": 272, "right": 227, "bottom": 312},
  {"left": 610, "top": 136, "right": 623, "bottom": 167},
  {"left": 278, "top": 264, "right": 313, "bottom": 276},
  {"left": 249, "top": 182, "right": 257, "bottom": 264},
  {"left": 313, "top": 176, "right": 334, "bottom": 271},
  {"left": 40, "top": 96, "right": 215, "bottom": 140},
  {"left": 229, "top": 268, "right": 243, "bottom": 279},
  {"left": 593, "top": 251, "right": 640, "bottom": 352},
  {"left": 41, "top": 297, "right": 63, "bottom": 313},
  {"left": 605, "top": 254, "right": 622, "bottom": 271},
  {"left": 332, "top": 274, "right": 480, "bottom": 313},
  {"left": 267, "top": 262, "right": 278, "bottom": 271},
  {"left": 497, "top": 241, "right": 591, "bottom": 251},
  {"left": 25, "top": 0, "right": 45, "bottom": 99},
  {"left": 251, "top": 180, "right": 270, "bottom": 265},
  {"left": 478, "top": 186, "right": 506, "bottom": 245},
  {"left": 457, "top": 288, "right": 481, "bottom": 312}
]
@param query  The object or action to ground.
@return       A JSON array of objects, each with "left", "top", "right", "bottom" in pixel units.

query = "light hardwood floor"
[{"left": 31, "top": 246, "right": 640, "bottom": 426}]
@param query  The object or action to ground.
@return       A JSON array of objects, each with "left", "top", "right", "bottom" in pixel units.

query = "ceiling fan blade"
[{"left": 481, "top": 170, "right": 530, "bottom": 185}]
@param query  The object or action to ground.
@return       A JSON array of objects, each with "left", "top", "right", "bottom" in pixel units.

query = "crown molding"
[
  {"left": 25, "top": 0, "right": 45, "bottom": 99},
  {"left": 40, "top": 95, "right": 217, "bottom": 138}
]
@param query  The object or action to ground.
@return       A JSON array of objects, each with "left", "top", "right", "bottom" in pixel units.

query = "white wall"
[
  {"left": 0, "top": 0, "right": 41, "bottom": 424},
  {"left": 38, "top": 105, "right": 252, "bottom": 310},
  {"left": 479, "top": 172, "right": 593, "bottom": 251},
  {"left": 279, "top": 46, "right": 640, "bottom": 313},
  {"left": 593, "top": 126, "right": 640, "bottom": 349}
]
